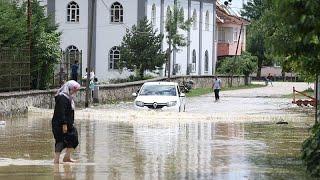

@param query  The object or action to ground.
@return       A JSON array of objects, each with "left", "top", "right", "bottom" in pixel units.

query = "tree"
[
  {"left": 238, "top": 52, "right": 258, "bottom": 85},
  {"left": 265, "top": 0, "right": 320, "bottom": 176},
  {"left": 241, "top": 0, "right": 273, "bottom": 21},
  {"left": 27, "top": 0, "right": 61, "bottom": 89},
  {"left": 218, "top": 52, "right": 257, "bottom": 86},
  {"left": 119, "top": 18, "right": 166, "bottom": 79},
  {"left": 266, "top": 0, "right": 320, "bottom": 80},
  {"left": 241, "top": 0, "right": 274, "bottom": 78},
  {"left": 165, "top": 0, "right": 192, "bottom": 78},
  {"left": 0, "top": 1, "right": 27, "bottom": 48},
  {"left": 217, "top": 57, "right": 241, "bottom": 87},
  {"left": 0, "top": 0, "right": 61, "bottom": 89}
]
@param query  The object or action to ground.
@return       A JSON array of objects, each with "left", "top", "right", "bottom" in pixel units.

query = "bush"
[
  {"left": 301, "top": 123, "right": 320, "bottom": 177},
  {"left": 109, "top": 75, "right": 154, "bottom": 84}
]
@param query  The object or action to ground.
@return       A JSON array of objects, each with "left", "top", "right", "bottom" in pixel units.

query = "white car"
[{"left": 132, "top": 82, "right": 186, "bottom": 112}]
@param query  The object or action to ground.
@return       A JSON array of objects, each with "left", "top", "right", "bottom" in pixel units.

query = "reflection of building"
[{"left": 132, "top": 122, "right": 250, "bottom": 179}]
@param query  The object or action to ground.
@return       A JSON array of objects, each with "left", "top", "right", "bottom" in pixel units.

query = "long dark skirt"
[{"left": 52, "top": 125, "right": 79, "bottom": 152}]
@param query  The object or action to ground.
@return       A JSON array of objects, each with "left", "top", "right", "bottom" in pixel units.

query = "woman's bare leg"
[
  {"left": 54, "top": 152, "right": 60, "bottom": 164},
  {"left": 63, "top": 148, "right": 76, "bottom": 162}
]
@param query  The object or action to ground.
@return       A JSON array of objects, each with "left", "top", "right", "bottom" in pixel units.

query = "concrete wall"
[{"left": 0, "top": 75, "right": 247, "bottom": 116}]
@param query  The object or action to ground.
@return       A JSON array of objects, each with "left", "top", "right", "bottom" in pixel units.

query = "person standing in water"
[
  {"left": 212, "top": 76, "right": 222, "bottom": 101},
  {"left": 52, "top": 80, "right": 80, "bottom": 164}
]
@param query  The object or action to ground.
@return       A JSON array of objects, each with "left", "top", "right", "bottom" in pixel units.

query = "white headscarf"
[{"left": 55, "top": 80, "right": 81, "bottom": 110}]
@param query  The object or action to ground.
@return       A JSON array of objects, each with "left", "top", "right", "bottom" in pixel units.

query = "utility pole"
[
  {"left": 85, "top": 0, "right": 96, "bottom": 107},
  {"left": 235, "top": 23, "right": 243, "bottom": 55}
]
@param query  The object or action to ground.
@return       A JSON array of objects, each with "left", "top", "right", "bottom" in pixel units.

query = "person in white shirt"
[
  {"left": 212, "top": 76, "right": 222, "bottom": 101},
  {"left": 82, "top": 68, "right": 95, "bottom": 80}
]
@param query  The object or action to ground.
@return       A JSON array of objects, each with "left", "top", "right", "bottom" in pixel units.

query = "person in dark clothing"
[
  {"left": 212, "top": 76, "right": 222, "bottom": 101},
  {"left": 71, "top": 61, "right": 79, "bottom": 82},
  {"left": 266, "top": 73, "right": 273, "bottom": 86},
  {"left": 52, "top": 80, "right": 81, "bottom": 164}
]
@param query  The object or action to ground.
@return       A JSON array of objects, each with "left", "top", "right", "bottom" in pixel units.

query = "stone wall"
[{"left": 0, "top": 75, "right": 248, "bottom": 116}]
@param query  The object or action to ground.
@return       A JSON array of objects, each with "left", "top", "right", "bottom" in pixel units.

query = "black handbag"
[{"left": 63, "top": 126, "right": 79, "bottom": 149}]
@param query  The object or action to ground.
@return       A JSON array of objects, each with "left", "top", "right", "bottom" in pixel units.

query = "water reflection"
[{"left": 0, "top": 112, "right": 315, "bottom": 179}]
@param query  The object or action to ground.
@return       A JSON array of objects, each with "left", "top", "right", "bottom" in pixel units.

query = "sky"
[{"left": 223, "top": 0, "right": 248, "bottom": 15}]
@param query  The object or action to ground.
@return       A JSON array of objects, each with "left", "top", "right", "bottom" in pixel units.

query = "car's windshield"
[{"left": 139, "top": 85, "right": 177, "bottom": 96}]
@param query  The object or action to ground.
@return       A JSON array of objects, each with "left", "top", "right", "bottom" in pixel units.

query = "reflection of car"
[{"left": 132, "top": 82, "right": 186, "bottom": 112}]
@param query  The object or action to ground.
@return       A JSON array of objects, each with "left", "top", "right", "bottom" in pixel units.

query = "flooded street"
[{"left": 0, "top": 82, "right": 316, "bottom": 179}]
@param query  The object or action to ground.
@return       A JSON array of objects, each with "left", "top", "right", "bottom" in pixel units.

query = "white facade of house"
[{"left": 46, "top": 0, "right": 217, "bottom": 81}]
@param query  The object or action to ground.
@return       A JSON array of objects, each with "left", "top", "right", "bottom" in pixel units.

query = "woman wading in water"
[{"left": 52, "top": 80, "right": 80, "bottom": 164}]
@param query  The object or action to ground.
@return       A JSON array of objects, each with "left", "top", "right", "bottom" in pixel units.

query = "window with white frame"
[
  {"left": 192, "top": 49, "right": 196, "bottom": 72},
  {"left": 151, "top": 4, "right": 156, "bottom": 26},
  {"left": 67, "top": 1, "right": 79, "bottom": 22},
  {"left": 205, "top": 11, "right": 209, "bottom": 31},
  {"left": 111, "top": 2, "right": 123, "bottom": 23},
  {"left": 204, "top": 50, "right": 209, "bottom": 73},
  {"left": 66, "top": 45, "right": 79, "bottom": 52},
  {"left": 109, "top": 46, "right": 120, "bottom": 69},
  {"left": 218, "top": 27, "right": 226, "bottom": 42},
  {"left": 233, "top": 28, "right": 238, "bottom": 41},
  {"left": 192, "top": 9, "right": 197, "bottom": 30}
]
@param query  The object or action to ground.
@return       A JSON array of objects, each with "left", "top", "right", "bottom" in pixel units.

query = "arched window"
[
  {"left": 192, "top": 9, "right": 197, "bottom": 30},
  {"left": 111, "top": 2, "right": 123, "bottom": 23},
  {"left": 151, "top": 4, "right": 156, "bottom": 25},
  {"left": 109, "top": 46, "right": 120, "bottom": 69},
  {"left": 192, "top": 49, "right": 196, "bottom": 72},
  {"left": 67, "top": 1, "right": 80, "bottom": 22},
  {"left": 66, "top": 45, "right": 79, "bottom": 52},
  {"left": 205, "top": 11, "right": 209, "bottom": 31},
  {"left": 204, "top": 50, "right": 209, "bottom": 73}
]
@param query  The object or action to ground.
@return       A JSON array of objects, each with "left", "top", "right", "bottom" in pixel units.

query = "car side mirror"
[
  {"left": 132, "top": 93, "right": 137, "bottom": 97},
  {"left": 180, "top": 93, "right": 186, "bottom": 97}
]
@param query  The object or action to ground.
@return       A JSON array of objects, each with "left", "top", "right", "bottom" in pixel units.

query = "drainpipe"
[{"left": 212, "top": 0, "right": 217, "bottom": 75}]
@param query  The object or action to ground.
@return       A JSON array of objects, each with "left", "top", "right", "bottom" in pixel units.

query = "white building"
[{"left": 46, "top": 0, "right": 217, "bottom": 81}]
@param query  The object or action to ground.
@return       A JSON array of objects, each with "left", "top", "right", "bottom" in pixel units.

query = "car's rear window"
[{"left": 139, "top": 85, "right": 177, "bottom": 96}]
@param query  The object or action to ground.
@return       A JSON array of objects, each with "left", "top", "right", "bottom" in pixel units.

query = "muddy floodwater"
[{"left": 0, "top": 82, "right": 316, "bottom": 179}]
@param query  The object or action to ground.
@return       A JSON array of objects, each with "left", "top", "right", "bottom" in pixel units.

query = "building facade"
[
  {"left": 45, "top": 0, "right": 217, "bottom": 81},
  {"left": 215, "top": 1, "right": 249, "bottom": 58}
]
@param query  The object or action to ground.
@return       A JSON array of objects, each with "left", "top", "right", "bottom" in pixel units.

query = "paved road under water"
[{"left": 0, "top": 82, "right": 317, "bottom": 179}]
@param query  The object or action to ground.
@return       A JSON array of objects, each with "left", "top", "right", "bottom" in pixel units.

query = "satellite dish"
[{"left": 224, "top": 0, "right": 232, "bottom": 6}]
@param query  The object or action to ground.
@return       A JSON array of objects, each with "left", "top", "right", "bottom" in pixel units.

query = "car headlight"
[
  {"left": 167, "top": 101, "right": 177, "bottom": 107},
  {"left": 135, "top": 101, "right": 144, "bottom": 107}
]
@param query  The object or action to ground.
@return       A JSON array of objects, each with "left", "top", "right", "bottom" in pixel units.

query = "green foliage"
[
  {"left": 0, "top": 1, "right": 27, "bottom": 48},
  {"left": 302, "top": 123, "right": 320, "bottom": 177},
  {"left": 119, "top": 18, "right": 165, "bottom": 78},
  {"left": 218, "top": 52, "right": 257, "bottom": 76},
  {"left": 238, "top": 52, "right": 258, "bottom": 76},
  {"left": 28, "top": 0, "right": 61, "bottom": 89},
  {"left": 265, "top": 0, "right": 320, "bottom": 81},
  {"left": 165, "top": 2, "right": 192, "bottom": 50},
  {"left": 165, "top": 1, "right": 192, "bottom": 76},
  {"left": 0, "top": 0, "right": 61, "bottom": 89},
  {"left": 241, "top": 0, "right": 273, "bottom": 20},
  {"left": 218, "top": 57, "right": 241, "bottom": 76},
  {"left": 241, "top": 1, "right": 274, "bottom": 77}
]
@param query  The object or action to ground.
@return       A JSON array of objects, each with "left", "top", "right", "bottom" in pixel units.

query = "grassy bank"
[{"left": 186, "top": 84, "right": 266, "bottom": 97}]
